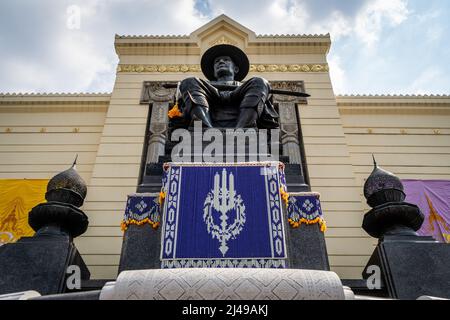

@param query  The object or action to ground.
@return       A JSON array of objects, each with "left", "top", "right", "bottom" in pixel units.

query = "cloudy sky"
[{"left": 0, "top": 0, "right": 449, "bottom": 94}]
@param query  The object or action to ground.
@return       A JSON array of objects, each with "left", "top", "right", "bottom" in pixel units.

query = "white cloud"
[
  {"left": 55, "top": 32, "right": 115, "bottom": 92},
  {"left": 408, "top": 66, "right": 444, "bottom": 94},
  {"left": 416, "top": 9, "right": 441, "bottom": 23},
  {"left": 311, "top": 10, "right": 352, "bottom": 40},
  {"left": 328, "top": 54, "right": 347, "bottom": 94},
  {"left": 1, "top": 60, "right": 52, "bottom": 93},
  {"left": 0, "top": 0, "right": 210, "bottom": 93},
  {"left": 354, "top": 0, "right": 409, "bottom": 46},
  {"left": 425, "top": 24, "right": 444, "bottom": 43},
  {"left": 210, "top": 0, "right": 310, "bottom": 34},
  {"left": 3, "top": 0, "right": 446, "bottom": 95},
  {"left": 210, "top": 0, "right": 409, "bottom": 46}
]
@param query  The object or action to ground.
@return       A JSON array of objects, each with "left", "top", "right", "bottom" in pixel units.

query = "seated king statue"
[{"left": 177, "top": 44, "right": 279, "bottom": 129}]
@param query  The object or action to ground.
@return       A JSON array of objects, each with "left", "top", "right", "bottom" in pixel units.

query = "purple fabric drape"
[{"left": 402, "top": 180, "right": 450, "bottom": 243}]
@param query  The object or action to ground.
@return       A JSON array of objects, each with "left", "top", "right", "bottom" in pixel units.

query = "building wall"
[
  {"left": 0, "top": 95, "right": 109, "bottom": 184},
  {"left": 337, "top": 95, "right": 450, "bottom": 212}
]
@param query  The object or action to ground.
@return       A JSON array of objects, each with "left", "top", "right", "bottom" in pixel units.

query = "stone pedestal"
[
  {"left": 361, "top": 201, "right": 450, "bottom": 299},
  {"left": 119, "top": 224, "right": 161, "bottom": 272},
  {"left": 286, "top": 223, "right": 329, "bottom": 270},
  {"left": 120, "top": 167, "right": 329, "bottom": 272},
  {"left": 363, "top": 235, "right": 450, "bottom": 299},
  {"left": 119, "top": 210, "right": 329, "bottom": 271},
  {"left": 119, "top": 81, "right": 329, "bottom": 272},
  {"left": 0, "top": 232, "right": 90, "bottom": 295}
]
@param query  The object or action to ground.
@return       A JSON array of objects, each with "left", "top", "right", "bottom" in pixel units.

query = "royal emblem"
[{"left": 203, "top": 169, "right": 246, "bottom": 257}]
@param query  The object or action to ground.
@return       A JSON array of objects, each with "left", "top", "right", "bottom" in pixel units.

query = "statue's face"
[{"left": 213, "top": 55, "right": 239, "bottom": 79}]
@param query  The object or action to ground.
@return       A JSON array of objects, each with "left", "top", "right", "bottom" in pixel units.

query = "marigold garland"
[
  {"left": 288, "top": 217, "right": 327, "bottom": 232},
  {"left": 279, "top": 187, "right": 289, "bottom": 206},
  {"left": 168, "top": 103, "right": 182, "bottom": 118},
  {"left": 159, "top": 191, "right": 166, "bottom": 205},
  {"left": 121, "top": 218, "right": 160, "bottom": 232}
]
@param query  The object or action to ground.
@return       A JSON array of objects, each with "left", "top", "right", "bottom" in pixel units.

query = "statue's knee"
[
  {"left": 179, "top": 77, "right": 201, "bottom": 90},
  {"left": 247, "top": 77, "right": 270, "bottom": 91},
  {"left": 249, "top": 76, "right": 268, "bottom": 85}
]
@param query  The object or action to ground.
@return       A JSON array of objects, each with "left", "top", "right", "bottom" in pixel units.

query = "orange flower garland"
[
  {"left": 121, "top": 217, "right": 160, "bottom": 231},
  {"left": 159, "top": 191, "right": 166, "bottom": 206},
  {"left": 168, "top": 103, "right": 182, "bottom": 118},
  {"left": 279, "top": 187, "right": 289, "bottom": 206},
  {"left": 288, "top": 217, "right": 327, "bottom": 232}
]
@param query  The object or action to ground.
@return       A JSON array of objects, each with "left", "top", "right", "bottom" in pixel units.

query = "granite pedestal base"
[
  {"left": 118, "top": 224, "right": 161, "bottom": 273},
  {"left": 286, "top": 223, "right": 329, "bottom": 270},
  {"left": 363, "top": 235, "right": 450, "bottom": 299},
  {"left": 0, "top": 234, "right": 90, "bottom": 295}
]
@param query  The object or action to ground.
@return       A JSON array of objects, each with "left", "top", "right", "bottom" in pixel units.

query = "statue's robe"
[{"left": 178, "top": 77, "right": 279, "bottom": 128}]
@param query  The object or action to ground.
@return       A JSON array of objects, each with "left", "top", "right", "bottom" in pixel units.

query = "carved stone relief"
[
  {"left": 271, "top": 81, "right": 306, "bottom": 165},
  {"left": 141, "top": 82, "right": 176, "bottom": 163}
]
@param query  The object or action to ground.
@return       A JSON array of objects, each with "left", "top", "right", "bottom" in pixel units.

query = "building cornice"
[
  {"left": 0, "top": 93, "right": 111, "bottom": 106},
  {"left": 336, "top": 94, "right": 450, "bottom": 105},
  {"left": 115, "top": 33, "right": 329, "bottom": 40},
  {"left": 114, "top": 15, "right": 331, "bottom": 56},
  {"left": 336, "top": 95, "right": 450, "bottom": 115}
]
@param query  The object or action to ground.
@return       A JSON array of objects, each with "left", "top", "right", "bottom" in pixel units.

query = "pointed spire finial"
[
  {"left": 372, "top": 154, "right": 377, "bottom": 168},
  {"left": 72, "top": 154, "right": 78, "bottom": 169}
]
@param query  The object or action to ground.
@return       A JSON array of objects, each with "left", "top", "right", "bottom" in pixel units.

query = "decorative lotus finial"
[
  {"left": 46, "top": 155, "right": 87, "bottom": 207},
  {"left": 363, "top": 155, "right": 405, "bottom": 207}
]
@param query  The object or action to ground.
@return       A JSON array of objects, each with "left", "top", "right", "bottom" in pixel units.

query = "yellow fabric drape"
[{"left": 0, "top": 179, "right": 48, "bottom": 244}]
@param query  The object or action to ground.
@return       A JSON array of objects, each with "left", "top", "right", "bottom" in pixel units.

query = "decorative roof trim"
[
  {"left": 336, "top": 94, "right": 450, "bottom": 107},
  {"left": 115, "top": 34, "right": 190, "bottom": 39},
  {"left": 0, "top": 92, "right": 111, "bottom": 97},
  {"left": 115, "top": 33, "right": 329, "bottom": 39},
  {"left": 257, "top": 33, "right": 329, "bottom": 38},
  {"left": 0, "top": 93, "right": 111, "bottom": 106},
  {"left": 337, "top": 94, "right": 450, "bottom": 98}
]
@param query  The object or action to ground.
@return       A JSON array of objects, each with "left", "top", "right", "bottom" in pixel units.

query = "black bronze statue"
[{"left": 169, "top": 44, "right": 308, "bottom": 129}]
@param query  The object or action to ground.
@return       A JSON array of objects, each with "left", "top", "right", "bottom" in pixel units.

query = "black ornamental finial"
[{"left": 72, "top": 154, "right": 78, "bottom": 169}]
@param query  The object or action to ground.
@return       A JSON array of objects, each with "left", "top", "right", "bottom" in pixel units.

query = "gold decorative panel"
[{"left": 117, "top": 64, "right": 329, "bottom": 73}]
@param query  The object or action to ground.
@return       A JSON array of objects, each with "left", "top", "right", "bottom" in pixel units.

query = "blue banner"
[
  {"left": 121, "top": 193, "right": 160, "bottom": 231},
  {"left": 287, "top": 192, "right": 327, "bottom": 232},
  {"left": 160, "top": 162, "right": 287, "bottom": 268}
]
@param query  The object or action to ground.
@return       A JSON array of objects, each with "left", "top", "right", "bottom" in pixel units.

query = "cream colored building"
[{"left": 1, "top": 15, "right": 449, "bottom": 280}]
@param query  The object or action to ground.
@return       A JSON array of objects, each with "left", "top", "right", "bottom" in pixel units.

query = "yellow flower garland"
[
  {"left": 288, "top": 217, "right": 327, "bottom": 232},
  {"left": 168, "top": 103, "right": 182, "bottom": 118},
  {"left": 279, "top": 187, "right": 289, "bottom": 206},
  {"left": 121, "top": 217, "right": 160, "bottom": 232},
  {"left": 159, "top": 191, "right": 166, "bottom": 206}
]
